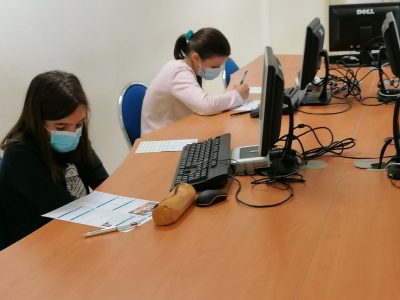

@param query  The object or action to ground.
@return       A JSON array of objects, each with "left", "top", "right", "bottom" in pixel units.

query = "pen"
[
  {"left": 83, "top": 222, "right": 137, "bottom": 238},
  {"left": 239, "top": 70, "right": 248, "bottom": 84}
]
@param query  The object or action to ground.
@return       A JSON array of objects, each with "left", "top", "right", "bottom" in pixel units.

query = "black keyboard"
[
  {"left": 171, "top": 133, "right": 231, "bottom": 191},
  {"left": 283, "top": 87, "right": 300, "bottom": 115}
]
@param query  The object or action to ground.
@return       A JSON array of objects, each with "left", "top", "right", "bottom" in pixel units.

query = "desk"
[{"left": 0, "top": 56, "right": 399, "bottom": 300}]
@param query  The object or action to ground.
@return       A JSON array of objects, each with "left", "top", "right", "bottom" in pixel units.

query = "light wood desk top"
[{"left": 0, "top": 56, "right": 398, "bottom": 300}]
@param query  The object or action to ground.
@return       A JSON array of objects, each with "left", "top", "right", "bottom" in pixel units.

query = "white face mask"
[{"left": 197, "top": 61, "right": 222, "bottom": 80}]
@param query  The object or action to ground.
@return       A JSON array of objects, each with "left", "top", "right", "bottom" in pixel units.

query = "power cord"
[
  {"left": 296, "top": 63, "right": 365, "bottom": 115},
  {"left": 390, "top": 178, "right": 400, "bottom": 188},
  {"left": 229, "top": 174, "right": 299, "bottom": 208},
  {"left": 278, "top": 124, "right": 356, "bottom": 162}
]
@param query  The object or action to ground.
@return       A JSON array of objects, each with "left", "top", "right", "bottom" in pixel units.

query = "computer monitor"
[
  {"left": 382, "top": 11, "right": 400, "bottom": 178},
  {"left": 382, "top": 12, "right": 400, "bottom": 77},
  {"left": 231, "top": 46, "right": 298, "bottom": 176},
  {"left": 329, "top": 2, "right": 400, "bottom": 65},
  {"left": 299, "top": 18, "right": 331, "bottom": 106},
  {"left": 259, "top": 47, "right": 284, "bottom": 157}
]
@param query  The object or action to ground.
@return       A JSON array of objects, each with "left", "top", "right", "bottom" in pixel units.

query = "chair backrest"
[
  {"left": 222, "top": 57, "right": 239, "bottom": 88},
  {"left": 118, "top": 82, "right": 147, "bottom": 146}
]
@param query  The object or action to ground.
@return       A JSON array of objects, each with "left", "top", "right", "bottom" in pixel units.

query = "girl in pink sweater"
[{"left": 141, "top": 28, "right": 249, "bottom": 135}]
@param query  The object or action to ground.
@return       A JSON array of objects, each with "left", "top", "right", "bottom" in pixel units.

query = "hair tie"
[{"left": 185, "top": 30, "right": 194, "bottom": 43}]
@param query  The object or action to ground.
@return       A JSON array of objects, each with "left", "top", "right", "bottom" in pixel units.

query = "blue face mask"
[
  {"left": 197, "top": 62, "right": 222, "bottom": 80},
  {"left": 48, "top": 127, "right": 82, "bottom": 153}
]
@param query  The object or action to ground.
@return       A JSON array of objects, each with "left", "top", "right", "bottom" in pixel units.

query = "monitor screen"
[
  {"left": 299, "top": 18, "right": 325, "bottom": 91},
  {"left": 230, "top": 46, "right": 285, "bottom": 174},
  {"left": 382, "top": 11, "right": 400, "bottom": 77},
  {"left": 330, "top": 3, "right": 400, "bottom": 53},
  {"left": 298, "top": 18, "right": 330, "bottom": 106},
  {"left": 259, "top": 46, "right": 284, "bottom": 157}
]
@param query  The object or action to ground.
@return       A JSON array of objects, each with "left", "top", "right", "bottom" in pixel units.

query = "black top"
[{"left": 0, "top": 139, "right": 108, "bottom": 247}]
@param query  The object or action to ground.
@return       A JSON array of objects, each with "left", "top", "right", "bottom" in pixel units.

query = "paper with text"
[
  {"left": 43, "top": 191, "right": 158, "bottom": 228},
  {"left": 232, "top": 100, "right": 260, "bottom": 111},
  {"left": 135, "top": 139, "right": 197, "bottom": 153}
]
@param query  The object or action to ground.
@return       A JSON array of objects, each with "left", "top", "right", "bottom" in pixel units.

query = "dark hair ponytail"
[
  {"left": 174, "top": 34, "right": 189, "bottom": 60},
  {"left": 173, "top": 28, "right": 231, "bottom": 60}
]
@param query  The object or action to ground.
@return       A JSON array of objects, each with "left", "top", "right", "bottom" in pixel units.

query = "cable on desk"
[
  {"left": 296, "top": 64, "right": 364, "bottom": 115},
  {"left": 296, "top": 99, "right": 352, "bottom": 115},
  {"left": 390, "top": 178, "right": 400, "bottom": 189},
  {"left": 328, "top": 64, "right": 363, "bottom": 100},
  {"left": 359, "top": 96, "right": 386, "bottom": 106},
  {"left": 278, "top": 124, "right": 356, "bottom": 162},
  {"left": 229, "top": 174, "right": 299, "bottom": 208}
]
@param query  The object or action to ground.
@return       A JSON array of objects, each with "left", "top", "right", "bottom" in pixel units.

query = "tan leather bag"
[{"left": 152, "top": 183, "right": 196, "bottom": 226}]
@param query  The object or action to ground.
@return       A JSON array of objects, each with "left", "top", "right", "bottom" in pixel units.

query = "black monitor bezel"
[
  {"left": 259, "top": 46, "right": 284, "bottom": 157},
  {"left": 382, "top": 11, "right": 400, "bottom": 77},
  {"left": 329, "top": 2, "right": 400, "bottom": 53},
  {"left": 299, "top": 18, "right": 325, "bottom": 91}
]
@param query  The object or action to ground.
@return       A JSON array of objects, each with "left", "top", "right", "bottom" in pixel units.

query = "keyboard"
[
  {"left": 283, "top": 87, "right": 300, "bottom": 115},
  {"left": 171, "top": 133, "right": 231, "bottom": 191}
]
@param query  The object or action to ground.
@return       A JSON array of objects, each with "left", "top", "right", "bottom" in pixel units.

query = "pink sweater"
[{"left": 141, "top": 60, "right": 244, "bottom": 135}]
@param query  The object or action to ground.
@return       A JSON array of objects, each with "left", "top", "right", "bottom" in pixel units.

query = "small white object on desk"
[
  {"left": 84, "top": 222, "right": 137, "bottom": 238},
  {"left": 232, "top": 100, "right": 260, "bottom": 111},
  {"left": 249, "top": 86, "right": 262, "bottom": 94},
  {"left": 135, "top": 139, "right": 198, "bottom": 153}
]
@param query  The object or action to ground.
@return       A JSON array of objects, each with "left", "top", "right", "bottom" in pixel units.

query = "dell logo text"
[{"left": 356, "top": 9, "right": 375, "bottom": 15}]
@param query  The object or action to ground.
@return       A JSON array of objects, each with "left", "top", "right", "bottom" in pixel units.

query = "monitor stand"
[
  {"left": 377, "top": 46, "right": 400, "bottom": 103},
  {"left": 300, "top": 50, "right": 332, "bottom": 106},
  {"left": 387, "top": 94, "right": 400, "bottom": 179},
  {"left": 231, "top": 146, "right": 270, "bottom": 175}
]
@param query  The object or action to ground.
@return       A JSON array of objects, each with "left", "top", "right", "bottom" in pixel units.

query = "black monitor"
[
  {"left": 299, "top": 18, "right": 331, "bottom": 106},
  {"left": 382, "top": 12, "right": 400, "bottom": 178},
  {"left": 329, "top": 2, "right": 400, "bottom": 65},
  {"left": 231, "top": 46, "right": 298, "bottom": 176},
  {"left": 383, "top": 12, "right": 400, "bottom": 77},
  {"left": 259, "top": 47, "right": 284, "bottom": 157}
]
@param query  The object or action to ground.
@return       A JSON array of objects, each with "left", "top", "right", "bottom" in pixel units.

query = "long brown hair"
[{"left": 1, "top": 71, "right": 92, "bottom": 183}]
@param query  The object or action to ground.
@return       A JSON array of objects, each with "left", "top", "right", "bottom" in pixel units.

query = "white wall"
[
  {"left": 329, "top": 1, "right": 400, "bottom": 7},
  {"left": 0, "top": 0, "right": 327, "bottom": 173},
  {"left": 269, "top": 0, "right": 329, "bottom": 53}
]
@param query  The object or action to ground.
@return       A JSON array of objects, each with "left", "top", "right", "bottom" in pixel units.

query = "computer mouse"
[
  {"left": 341, "top": 55, "right": 359, "bottom": 64},
  {"left": 196, "top": 189, "right": 228, "bottom": 207}
]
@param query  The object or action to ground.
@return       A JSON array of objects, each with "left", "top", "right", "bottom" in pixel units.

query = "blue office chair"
[
  {"left": 222, "top": 57, "right": 239, "bottom": 88},
  {"left": 118, "top": 82, "right": 147, "bottom": 146}
]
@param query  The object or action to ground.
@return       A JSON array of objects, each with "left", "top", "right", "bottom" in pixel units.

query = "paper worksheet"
[
  {"left": 135, "top": 139, "right": 197, "bottom": 153},
  {"left": 43, "top": 191, "right": 158, "bottom": 228},
  {"left": 232, "top": 99, "right": 260, "bottom": 111}
]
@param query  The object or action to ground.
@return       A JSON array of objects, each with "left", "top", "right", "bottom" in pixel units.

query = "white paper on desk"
[
  {"left": 232, "top": 100, "right": 260, "bottom": 111},
  {"left": 249, "top": 86, "right": 262, "bottom": 94},
  {"left": 42, "top": 191, "right": 158, "bottom": 228},
  {"left": 135, "top": 139, "right": 197, "bottom": 153}
]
